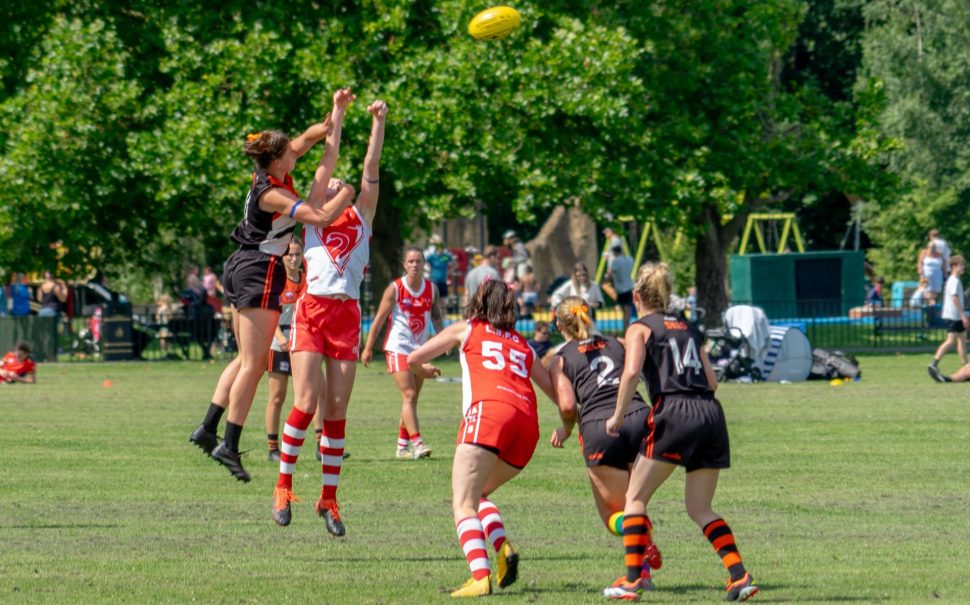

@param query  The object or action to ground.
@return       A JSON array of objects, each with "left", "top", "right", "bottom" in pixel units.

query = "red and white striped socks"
[
  {"left": 278, "top": 407, "right": 315, "bottom": 490},
  {"left": 456, "top": 516, "right": 491, "bottom": 580},
  {"left": 320, "top": 419, "right": 346, "bottom": 501},
  {"left": 397, "top": 425, "right": 409, "bottom": 453},
  {"left": 478, "top": 498, "right": 507, "bottom": 552}
]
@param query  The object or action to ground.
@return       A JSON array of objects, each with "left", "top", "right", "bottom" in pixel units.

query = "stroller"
[{"left": 704, "top": 325, "right": 763, "bottom": 383}]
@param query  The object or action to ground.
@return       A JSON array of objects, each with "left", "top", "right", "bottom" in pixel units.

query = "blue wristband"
[{"left": 289, "top": 200, "right": 303, "bottom": 218}]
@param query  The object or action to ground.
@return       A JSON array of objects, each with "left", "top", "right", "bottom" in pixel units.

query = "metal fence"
[
  {"left": 730, "top": 298, "right": 947, "bottom": 352},
  {"left": 35, "top": 294, "right": 951, "bottom": 363}
]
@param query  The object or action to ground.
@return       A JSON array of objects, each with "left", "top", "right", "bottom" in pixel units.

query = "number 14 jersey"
[
  {"left": 638, "top": 312, "right": 713, "bottom": 400},
  {"left": 459, "top": 320, "right": 537, "bottom": 415}
]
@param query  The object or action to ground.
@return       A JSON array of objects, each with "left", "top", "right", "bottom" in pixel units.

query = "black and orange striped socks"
[
  {"left": 267, "top": 433, "right": 280, "bottom": 453},
  {"left": 702, "top": 518, "right": 746, "bottom": 581},
  {"left": 622, "top": 514, "right": 649, "bottom": 582}
]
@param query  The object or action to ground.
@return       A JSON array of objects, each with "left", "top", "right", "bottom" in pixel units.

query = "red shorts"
[
  {"left": 290, "top": 294, "right": 361, "bottom": 360},
  {"left": 385, "top": 351, "right": 410, "bottom": 374},
  {"left": 457, "top": 400, "right": 539, "bottom": 469}
]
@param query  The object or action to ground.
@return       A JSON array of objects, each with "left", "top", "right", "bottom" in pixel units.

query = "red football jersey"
[
  {"left": 459, "top": 320, "right": 536, "bottom": 415},
  {"left": 2, "top": 353, "right": 36, "bottom": 380}
]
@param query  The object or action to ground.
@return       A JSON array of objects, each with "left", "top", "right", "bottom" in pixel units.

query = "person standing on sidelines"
[
  {"left": 361, "top": 246, "right": 445, "bottom": 459},
  {"left": 189, "top": 88, "right": 357, "bottom": 482},
  {"left": 263, "top": 240, "right": 306, "bottom": 462},
  {"left": 463, "top": 246, "right": 501, "bottom": 306},
  {"left": 603, "top": 263, "right": 758, "bottom": 602},
  {"left": 606, "top": 245, "right": 636, "bottom": 327},
  {"left": 271, "top": 99, "right": 387, "bottom": 536},
  {"left": 407, "top": 279, "right": 557, "bottom": 597},
  {"left": 547, "top": 297, "right": 660, "bottom": 589},
  {"left": 929, "top": 255, "right": 968, "bottom": 382}
]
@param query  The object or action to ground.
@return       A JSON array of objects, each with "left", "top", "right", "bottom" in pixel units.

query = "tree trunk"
[
  {"left": 694, "top": 202, "right": 751, "bottom": 328},
  {"left": 695, "top": 210, "right": 731, "bottom": 328}
]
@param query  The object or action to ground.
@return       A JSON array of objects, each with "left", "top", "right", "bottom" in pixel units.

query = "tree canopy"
[{"left": 0, "top": 1, "right": 913, "bottom": 313}]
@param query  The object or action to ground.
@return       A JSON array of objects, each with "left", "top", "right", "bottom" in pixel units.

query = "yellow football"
[{"left": 468, "top": 6, "right": 521, "bottom": 41}]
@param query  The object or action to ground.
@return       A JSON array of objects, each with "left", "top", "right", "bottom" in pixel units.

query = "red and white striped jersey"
[
  {"left": 304, "top": 205, "right": 371, "bottom": 299},
  {"left": 459, "top": 320, "right": 536, "bottom": 415},
  {"left": 384, "top": 277, "right": 434, "bottom": 355}
]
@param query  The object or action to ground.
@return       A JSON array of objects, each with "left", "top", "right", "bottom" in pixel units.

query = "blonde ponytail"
[
  {"left": 555, "top": 296, "right": 592, "bottom": 341},
  {"left": 634, "top": 262, "right": 672, "bottom": 313}
]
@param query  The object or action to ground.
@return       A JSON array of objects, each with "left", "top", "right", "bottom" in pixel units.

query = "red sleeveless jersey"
[{"left": 459, "top": 320, "right": 536, "bottom": 415}]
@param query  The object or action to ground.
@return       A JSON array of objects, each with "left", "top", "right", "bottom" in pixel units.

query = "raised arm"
[
  {"left": 356, "top": 100, "right": 388, "bottom": 224},
  {"left": 606, "top": 322, "right": 649, "bottom": 436},
  {"left": 305, "top": 88, "right": 356, "bottom": 208},
  {"left": 289, "top": 113, "right": 333, "bottom": 159},
  {"left": 362, "top": 283, "right": 397, "bottom": 367}
]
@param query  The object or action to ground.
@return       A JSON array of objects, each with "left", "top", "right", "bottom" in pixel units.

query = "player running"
[
  {"left": 408, "top": 279, "right": 558, "bottom": 598},
  {"left": 188, "top": 88, "right": 357, "bottom": 483},
  {"left": 548, "top": 297, "right": 660, "bottom": 590},
  {"left": 603, "top": 263, "right": 758, "bottom": 602},
  {"left": 271, "top": 99, "right": 387, "bottom": 536},
  {"left": 361, "top": 245, "right": 445, "bottom": 459}
]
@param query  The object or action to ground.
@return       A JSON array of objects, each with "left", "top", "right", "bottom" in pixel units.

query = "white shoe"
[
  {"left": 411, "top": 443, "right": 432, "bottom": 458},
  {"left": 396, "top": 447, "right": 413, "bottom": 459}
]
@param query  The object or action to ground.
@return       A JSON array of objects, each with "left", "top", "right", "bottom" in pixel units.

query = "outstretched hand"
[
  {"left": 550, "top": 426, "right": 571, "bottom": 448},
  {"left": 333, "top": 88, "right": 356, "bottom": 110},
  {"left": 367, "top": 100, "right": 388, "bottom": 120}
]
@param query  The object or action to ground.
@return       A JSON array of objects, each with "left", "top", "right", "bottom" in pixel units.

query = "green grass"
[{"left": 2, "top": 355, "right": 969, "bottom": 604}]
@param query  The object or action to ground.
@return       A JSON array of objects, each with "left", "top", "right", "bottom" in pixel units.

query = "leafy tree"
[
  {"left": 0, "top": 0, "right": 896, "bottom": 320},
  {"left": 859, "top": 0, "right": 970, "bottom": 281}
]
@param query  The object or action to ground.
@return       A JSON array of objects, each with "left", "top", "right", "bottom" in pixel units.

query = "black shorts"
[
  {"left": 267, "top": 349, "right": 291, "bottom": 376},
  {"left": 643, "top": 394, "right": 730, "bottom": 472},
  {"left": 616, "top": 290, "right": 634, "bottom": 307},
  {"left": 579, "top": 406, "right": 650, "bottom": 470},
  {"left": 945, "top": 319, "right": 966, "bottom": 334},
  {"left": 433, "top": 280, "right": 448, "bottom": 298},
  {"left": 222, "top": 248, "right": 285, "bottom": 312}
]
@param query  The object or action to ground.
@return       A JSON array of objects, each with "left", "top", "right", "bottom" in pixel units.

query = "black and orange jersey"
[
  {"left": 557, "top": 335, "right": 647, "bottom": 425},
  {"left": 230, "top": 170, "right": 300, "bottom": 257},
  {"left": 637, "top": 313, "right": 712, "bottom": 400}
]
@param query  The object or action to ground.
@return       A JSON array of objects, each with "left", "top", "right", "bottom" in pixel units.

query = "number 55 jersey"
[
  {"left": 457, "top": 320, "right": 539, "bottom": 468},
  {"left": 459, "top": 320, "right": 537, "bottom": 415}
]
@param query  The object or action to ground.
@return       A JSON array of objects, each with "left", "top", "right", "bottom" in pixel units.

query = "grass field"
[{"left": 2, "top": 354, "right": 969, "bottom": 604}]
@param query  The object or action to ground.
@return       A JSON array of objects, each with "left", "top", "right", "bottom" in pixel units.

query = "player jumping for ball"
[{"left": 271, "top": 97, "right": 387, "bottom": 537}]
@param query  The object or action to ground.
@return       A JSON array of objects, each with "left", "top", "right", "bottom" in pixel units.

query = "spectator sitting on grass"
[{"left": 1, "top": 341, "right": 36, "bottom": 384}]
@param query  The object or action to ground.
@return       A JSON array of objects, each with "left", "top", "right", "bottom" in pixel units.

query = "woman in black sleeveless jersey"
[
  {"left": 190, "top": 88, "right": 360, "bottom": 482},
  {"left": 602, "top": 263, "right": 759, "bottom": 602},
  {"left": 549, "top": 297, "right": 661, "bottom": 589}
]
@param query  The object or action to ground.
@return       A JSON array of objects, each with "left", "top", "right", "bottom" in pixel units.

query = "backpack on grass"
[{"left": 810, "top": 348, "right": 861, "bottom": 380}]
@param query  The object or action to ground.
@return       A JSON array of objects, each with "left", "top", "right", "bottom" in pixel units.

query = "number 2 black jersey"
[
  {"left": 557, "top": 335, "right": 647, "bottom": 425},
  {"left": 637, "top": 313, "right": 712, "bottom": 401}
]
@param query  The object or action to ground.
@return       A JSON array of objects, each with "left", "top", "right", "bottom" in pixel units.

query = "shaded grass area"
[{"left": 1, "top": 355, "right": 969, "bottom": 603}]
